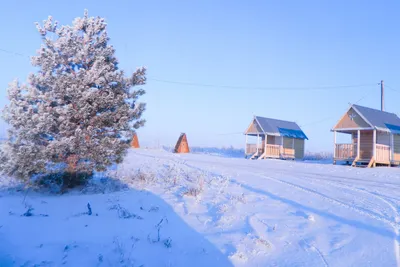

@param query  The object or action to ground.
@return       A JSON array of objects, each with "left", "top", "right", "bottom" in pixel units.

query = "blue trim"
[
  {"left": 385, "top": 123, "right": 400, "bottom": 134},
  {"left": 278, "top": 128, "right": 308, "bottom": 140}
]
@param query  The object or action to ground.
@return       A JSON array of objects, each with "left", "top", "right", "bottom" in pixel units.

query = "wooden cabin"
[
  {"left": 332, "top": 104, "right": 400, "bottom": 167},
  {"left": 244, "top": 116, "right": 308, "bottom": 160}
]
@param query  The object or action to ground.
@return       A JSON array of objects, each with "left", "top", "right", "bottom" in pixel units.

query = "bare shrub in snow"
[
  {"left": 183, "top": 187, "right": 202, "bottom": 197},
  {"left": 230, "top": 193, "right": 246, "bottom": 204},
  {"left": 0, "top": 10, "right": 146, "bottom": 186},
  {"left": 135, "top": 169, "right": 155, "bottom": 183},
  {"left": 255, "top": 238, "right": 272, "bottom": 249},
  {"left": 110, "top": 203, "right": 143, "bottom": 219},
  {"left": 112, "top": 236, "right": 140, "bottom": 266},
  {"left": 217, "top": 203, "right": 229, "bottom": 214},
  {"left": 113, "top": 168, "right": 156, "bottom": 186}
]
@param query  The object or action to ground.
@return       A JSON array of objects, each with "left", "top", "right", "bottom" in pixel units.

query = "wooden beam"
[
  {"left": 257, "top": 133, "right": 259, "bottom": 155},
  {"left": 333, "top": 131, "right": 337, "bottom": 159},
  {"left": 265, "top": 135, "right": 267, "bottom": 157},
  {"left": 245, "top": 134, "right": 248, "bottom": 155},
  {"left": 368, "top": 157, "right": 375, "bottom": 168},
  {"left": 333, "top": 127, "right": 374, "bottom": 131},
  {"left": 373, "top": 129, "right": 376, "bottom": 159},
  {"left": 390, "top": 133, "right": 394, "bottom": 163},
  {"left": 357, "top": 130, "right": 360, "bottom": 159}
]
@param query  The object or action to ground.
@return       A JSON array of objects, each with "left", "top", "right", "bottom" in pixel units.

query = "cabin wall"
[
  {"left": 377, "top": 131, "right": 390, "bottom": 146},
  {"left": 267, "top": 136, "right": 280, "bottom": 145},
  {"left": 334, "top": 107, "right": 370, "bottom": 129},
  {"left": 359, "top": 131, "right": 373, "bottom": 160},
  {"left": 394, "top": 134, "right": 400, "bottom": 162},
  {"left": 294, "top": 139, "right": 305, "bottom": 159},
  {"left": 282, "top": 137, "right": 295, "bottom": 157}
]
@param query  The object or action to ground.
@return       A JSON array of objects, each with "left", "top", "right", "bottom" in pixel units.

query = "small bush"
[
  {"left": 183, "top": 187, "right": 202, "bottom": 197},
  {"left": 35, "top": 172, "right": 92, "bottom": 191}
]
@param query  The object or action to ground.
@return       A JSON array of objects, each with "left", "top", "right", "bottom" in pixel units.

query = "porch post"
[
  {"left": 245, "top": 134, "right": 248, "bottom": 155},
  {"left": 257, "top": 133, "right": 259, "bottom": 154},
  {"left": 333, "top": 131, "right": 337, "bottom": 158},
  {"left": 357, "top": 130, "right": 360, "bottom": 159},
  {"left": 281, "top": 136, "right": 284, "bottom": 158},
  {"left": 265, "top": 135, "right": 267, "bottom": 155},
  {"left": 292, "top": 138, "right": 295, "bottom": 158},
  {"left": 373, "top": 129, "right": 377, "bottom": 159},
  {"left": 390, "top": 133, "right": 394, "bottom": 162}
]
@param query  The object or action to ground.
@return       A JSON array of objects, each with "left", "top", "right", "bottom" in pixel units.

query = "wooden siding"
[
  {"left": 334, "top": 107, "right": 370, "bottom": 130},
  {"left": 352, "top": 132, "right": 358, "bottom": 145},
  {"left": 266, "top": 144, "right": 280, "bottom": 158},
  {"left": 282, "top": 137, "right": 294, "bottom": 158},
  {"left": 267, "top": 136, "right": 280, "bottom": 145},
  {"left": 359, "top": 131, "right": 373, "bottom": 160},
  {"left": 394, "top": 134, "right": 400, "bottom": 161},
  {"left": 246, "top": 119, "right": 263, "bottom": 134},
  {"left": 377, "top": 131, "right": 390, "bottom": 146},
  {"left": 376, "top": 144, "right": 390, "bottom": 163},
  {"left": 294, "top": 138, "right": 305, "bottom": 159}
]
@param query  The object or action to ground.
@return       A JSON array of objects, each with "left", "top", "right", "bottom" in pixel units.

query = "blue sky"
[{"left": 1, "top": 1, "right": 399, "bottom": 152}]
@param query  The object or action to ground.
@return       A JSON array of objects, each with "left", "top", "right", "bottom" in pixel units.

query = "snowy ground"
[{"left": 1, "top": 149, "right": 400, "bottom": 266}]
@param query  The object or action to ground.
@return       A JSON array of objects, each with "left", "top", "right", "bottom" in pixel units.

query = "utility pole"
[{"left": 381, "top": 80, "right": 384, "bottom": 111}]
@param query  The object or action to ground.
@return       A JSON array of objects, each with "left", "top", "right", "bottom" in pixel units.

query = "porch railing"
[
  {"left": 335, "top": 144, "right": 357, "bottom": 159},
  {"left": 246, "top": 144, "right": 257, "bottom": 155},
  {"left": 376, "top": 144, "right": 390, "bottom": 163},
  {"left": 266, "top": 144, "right": 280, "bottom": 158}
]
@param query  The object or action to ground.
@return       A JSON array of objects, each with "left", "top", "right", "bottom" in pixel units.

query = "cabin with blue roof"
[
  {"left": 332, "top": 104, "right": 400, "bottom": 167},
  {"left": 244, "top": 116, "right": 308, "bottom": 160}
]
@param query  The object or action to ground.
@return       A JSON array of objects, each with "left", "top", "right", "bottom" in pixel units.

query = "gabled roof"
[
  {"left": 245, "top": 116, "right": 308, "bottom": 140},
  {"left": 333, "top": 104, "right": 400, "bottom": 132},
  {"left": 351, "top": 105, "right": 400, "bottom": 131}
]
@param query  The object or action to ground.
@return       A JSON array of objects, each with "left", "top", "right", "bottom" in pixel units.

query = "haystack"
[
  {"left": 131, "top": 133, "right": 140, "bottom": 148},
  {"left": 174, "top": 133, "right": 190, "bottom": 153}
]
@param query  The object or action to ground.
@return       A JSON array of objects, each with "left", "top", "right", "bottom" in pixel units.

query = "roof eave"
[{"left": 254, "top": 116, "right": 266, "bottom": 134}]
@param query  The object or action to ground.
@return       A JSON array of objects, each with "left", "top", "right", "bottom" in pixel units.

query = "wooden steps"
[
  {"left": 367, "top": 158, "right": 375, "bottom": 168},
  {"left": 351, "top": 157, "right": 359, "bottom": 167},
  {"left": 250, "top": 152, "right": 259, "bottom": 160},
  {"left": 349, "top": 158, "right": 373, "bottom": 168},
  {"left": 258, "top": 151, "right": 267, "bottom": 160}
]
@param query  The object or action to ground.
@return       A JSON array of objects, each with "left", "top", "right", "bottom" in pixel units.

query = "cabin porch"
[
  {"left": 245, "top": 134, "right": 296, "bottom": 160},
  {"left": 333, "top": 129, "right": 398, "bottom": 167}
]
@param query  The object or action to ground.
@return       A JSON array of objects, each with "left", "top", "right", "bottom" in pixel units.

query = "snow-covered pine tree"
[{"left": 0, "top": 10, "right": 146, "bottom": 185}]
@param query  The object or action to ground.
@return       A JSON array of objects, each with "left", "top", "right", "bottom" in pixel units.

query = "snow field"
[{"left": 1, "top": 148, "right": 400, "bottom": 266}]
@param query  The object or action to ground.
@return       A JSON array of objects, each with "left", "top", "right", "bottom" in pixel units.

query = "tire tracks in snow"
[
  {"left": 274, "top": 170, "right": 398, "bottom": 224},
  {"left": 255, "top": 172, "right": 400, "bottom": 229},
  {"left": 253, "top": 171, "right": 400, "bottom": 267},
  {"left": 273, "top": 170, "right": 400, "bottom": 267}
]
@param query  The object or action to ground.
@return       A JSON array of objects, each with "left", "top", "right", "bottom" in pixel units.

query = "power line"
[
  {"left": 299, "top": 116, "right": 336, "bottom": 128},
  {"left": 385, "top": 84, "right": 400, "bottom": 93},
  {"left": 148, "top": 77, "right": 377, "bottom": 91},
  {"left": 0, "top": 47, "right": 381, "bottom": 92},
  {"left": 216, "top": 132, "right": 243, "bottom": 136},
  {"left": 0, "top": 48, "right": 29, "bottom": 58}
]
